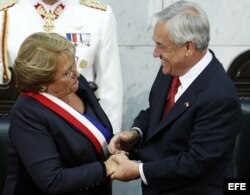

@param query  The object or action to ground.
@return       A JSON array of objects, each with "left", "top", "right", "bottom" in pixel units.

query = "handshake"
[{"left": 104, "top": 129, "right": 141, "bottom": 181}]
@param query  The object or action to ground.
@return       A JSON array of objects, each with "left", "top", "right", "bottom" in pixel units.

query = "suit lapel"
[
  {"left": 145, "top": 74, "right": 172, "bottom": 137},
  {"left": 146, "top": 54, "right": 220, "bottom": 142},
  {"left": 77, "top": 76, "right": 113, "bottom": 132},
  {"left": 146, "top": 86, "right": 198, "bottom": 142}
]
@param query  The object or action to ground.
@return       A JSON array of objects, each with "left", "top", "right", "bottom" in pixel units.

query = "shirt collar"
[
  {"left": 179, "top": 50, "right": 212, "bottom": 90},
  {"left": 38, "top": 0, "right": 63, "bottom": 11}
]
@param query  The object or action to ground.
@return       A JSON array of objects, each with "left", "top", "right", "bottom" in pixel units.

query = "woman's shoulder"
[{"left": 11, "top": 95, "right": 51, "bottom": 120}]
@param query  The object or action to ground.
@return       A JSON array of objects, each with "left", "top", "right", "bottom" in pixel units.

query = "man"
[
  {"left": 0, "top": 0, "right": 122, "bottom": 132},
  {"left": 108, "top": 1, "right": 241, "bottom": 194}
]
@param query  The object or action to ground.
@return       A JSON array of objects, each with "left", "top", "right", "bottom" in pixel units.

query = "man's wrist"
[
  {"left": 139, "top": 163, "right": 148, "bottom": 185},
  {"left": 131, "top": 127, "right": 142, "bottom": 144}
]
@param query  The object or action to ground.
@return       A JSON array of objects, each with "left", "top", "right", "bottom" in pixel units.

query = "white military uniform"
[{"left": 0, "top": 0, "right": 123, "bottom": 133}]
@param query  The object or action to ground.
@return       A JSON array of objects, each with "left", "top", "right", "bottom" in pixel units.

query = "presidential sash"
[{"left": 20, "top": 92, "right": 111, "bottom": 160}]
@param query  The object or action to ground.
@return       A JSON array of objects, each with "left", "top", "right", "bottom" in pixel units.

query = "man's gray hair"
[{"left": 154, "top": 1, "right": 210, "bottom": 51}]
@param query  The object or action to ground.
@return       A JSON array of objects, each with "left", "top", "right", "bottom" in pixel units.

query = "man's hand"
[
  {"left": 104, "top": 153, "right": 128, "bottom": 177},
  {"left": 110, "top": 155, "right": 140, "bottom": 181},
  {"left": 108, "top": 130, "right": 140, "bottom": 154}
]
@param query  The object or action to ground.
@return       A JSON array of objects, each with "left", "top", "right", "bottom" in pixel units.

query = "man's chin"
[{"left": 162, "top": 66, "right": 171, "bottom": 75}]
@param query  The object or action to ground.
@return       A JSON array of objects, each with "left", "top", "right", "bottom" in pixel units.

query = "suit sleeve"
[
  {"left": 94, "top": 5, "right": 123, "bottom": 133},
  {"left": 142, "top": 96, "right": 241, "bottom": 188},
  {"left": 132, "top": 67, "right": 164, "bottom": 139},
  {"left": 9, "top": 102, "right": 107, "bottom": 194}
]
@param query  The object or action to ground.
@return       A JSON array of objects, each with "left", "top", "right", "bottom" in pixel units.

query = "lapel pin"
[{"left": 184, "top": 101, "right": 190, "bottom": 108}]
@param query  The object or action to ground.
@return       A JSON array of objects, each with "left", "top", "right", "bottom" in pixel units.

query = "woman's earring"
[{"left": 39, "top": 87, "right": 46, "bottom": 93}]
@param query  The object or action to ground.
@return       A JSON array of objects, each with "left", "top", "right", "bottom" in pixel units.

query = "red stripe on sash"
[{"left": 21, "top": 92, "right": 106, "bottom": 160}]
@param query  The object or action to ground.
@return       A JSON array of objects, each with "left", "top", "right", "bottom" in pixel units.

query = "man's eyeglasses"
[{"left": 64, "top": 56, "right": 79, "bottom": 77}]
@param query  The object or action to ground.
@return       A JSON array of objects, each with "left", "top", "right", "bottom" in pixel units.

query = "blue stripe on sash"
[{"left": 83, "top": 114, "right": 112, "bottom": 143}]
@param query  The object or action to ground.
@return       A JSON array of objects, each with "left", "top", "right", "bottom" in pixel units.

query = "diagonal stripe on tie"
[{"left": 162, "top": 76, "right": 180, "bottom": 118}]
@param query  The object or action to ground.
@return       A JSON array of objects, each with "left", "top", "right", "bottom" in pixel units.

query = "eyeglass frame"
[{"left": 64, "top": 56, "right": 79, "bottom": 77}]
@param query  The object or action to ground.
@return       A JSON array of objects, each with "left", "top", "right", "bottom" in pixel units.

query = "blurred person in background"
[{"left": 0, "top": 0, "right": 123, "bottom": 133}]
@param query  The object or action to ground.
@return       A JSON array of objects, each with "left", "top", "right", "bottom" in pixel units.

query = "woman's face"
[{"left": 47, "top": 55, "right": 80, "bottom": 99}]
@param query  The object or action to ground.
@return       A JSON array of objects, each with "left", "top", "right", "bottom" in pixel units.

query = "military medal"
[
  {"left": 66, "top": 33, "right": 91, "bottom": 47},
  {"left": 43, "top": 11, "right": 56, "bottom": 32},
  {"left": 34, "top": 3, "right": 65, "bottom": 32},
  {"left": 79, "top": 59, "right": 88, "bottom": 68}
]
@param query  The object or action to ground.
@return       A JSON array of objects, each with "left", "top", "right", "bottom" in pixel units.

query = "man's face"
[{"left": 152, "top": 21, "right": 189, "bottom": 76}]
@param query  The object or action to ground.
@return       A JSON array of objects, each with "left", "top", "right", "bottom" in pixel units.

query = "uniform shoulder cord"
[{"left": 1, "top": 9, "right": 11, "bottom": 83}]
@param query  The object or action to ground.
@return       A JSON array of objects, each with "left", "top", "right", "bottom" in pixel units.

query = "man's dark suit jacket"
[
  {"left": 133, "top": 51, "right": 241, "bottom": 195},
  {"left": 3, "top": 75, "right": 113, "bottom": 195}
]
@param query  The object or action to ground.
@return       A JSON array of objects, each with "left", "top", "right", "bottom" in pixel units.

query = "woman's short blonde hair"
[{"left": 14, "top": 32, "right": 75, "bottom": 92}]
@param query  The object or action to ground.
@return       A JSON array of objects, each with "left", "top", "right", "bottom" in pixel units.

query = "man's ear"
[{"left": 185, "top": 41, "right": 195, "bottom": 57}]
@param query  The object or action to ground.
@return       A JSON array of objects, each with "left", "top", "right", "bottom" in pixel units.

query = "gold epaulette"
[
  {"left": 79, "top": 0, "right": 107, "bottom": 11},
  {"left": 0, "top": 0, "right": 18, "bottom": 11}
]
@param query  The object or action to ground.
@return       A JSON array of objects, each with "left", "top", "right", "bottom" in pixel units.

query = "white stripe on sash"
[{"left": 41, "top": 92, "right": 109, "bottom": 158}]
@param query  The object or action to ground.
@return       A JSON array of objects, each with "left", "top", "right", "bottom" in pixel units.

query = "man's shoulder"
[
  {"left": 0, "top": 0, "right": 18, "bottom": 11},
  {"left": 79, "top": 0, "right": 107, "bottom": 11}
]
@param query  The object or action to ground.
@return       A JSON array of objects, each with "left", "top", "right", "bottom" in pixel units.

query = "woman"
[
  {"left": 3, "top": 32, "right": 119, "bottom": 195},
  {"left": 0, "top": 0, "right": 123, "bottom": 133}
]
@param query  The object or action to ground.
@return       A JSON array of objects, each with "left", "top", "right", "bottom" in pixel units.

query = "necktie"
[{"left": 162, "top": 76, "right": 180, "bottom": 118}]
